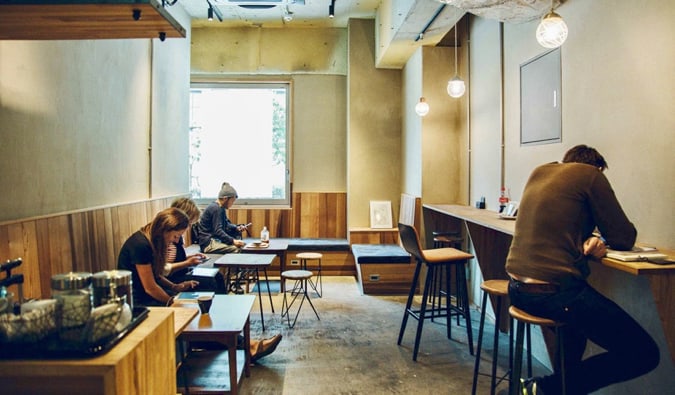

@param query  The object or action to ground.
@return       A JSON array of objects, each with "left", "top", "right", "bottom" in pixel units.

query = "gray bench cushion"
[
  {"left": 351, "top": 244, "right": 411, "bottom": 264},
  {"left": 243, "top": 237, "right": 350, "bottom": 251}
]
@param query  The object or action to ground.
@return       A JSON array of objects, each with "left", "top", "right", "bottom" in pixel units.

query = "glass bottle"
[{"left": 261, "top": 226, "right": 270, "bottom": 243}]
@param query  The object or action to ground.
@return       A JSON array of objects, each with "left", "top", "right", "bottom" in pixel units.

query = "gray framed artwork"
[{"left": 520, "top": 48, "right": 562, "bottom": 145}]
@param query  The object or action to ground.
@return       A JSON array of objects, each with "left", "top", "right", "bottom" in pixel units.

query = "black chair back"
[{"left": 398, "top": 222, "right": 424, "bottom": 262}]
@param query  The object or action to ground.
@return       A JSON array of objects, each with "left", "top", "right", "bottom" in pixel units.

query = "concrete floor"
[{"left": 183, "top": 276, "right": 549, "bottom": 395}]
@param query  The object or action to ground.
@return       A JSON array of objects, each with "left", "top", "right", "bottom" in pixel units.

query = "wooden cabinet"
[
  {"left": 0, "top": 309, "right": 176, "bottom": 395},
  {"left": 0, "top": 0, "right": 186, "bottom": 41}
]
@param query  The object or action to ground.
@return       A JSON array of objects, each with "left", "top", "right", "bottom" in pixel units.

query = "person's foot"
[{"left": 251, "top": 334, "right": 282, "bottom": 362}]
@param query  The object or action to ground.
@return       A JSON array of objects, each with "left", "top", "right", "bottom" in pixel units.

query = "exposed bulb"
[
  {"left": 415, "top": 97, "right": 430, "bottom": 117},
  {"left": 447, "top": 76, "right": 466, "bottom": 98},
  {"left": 536, "top": 11, "right": 568, "bottom": 48}
]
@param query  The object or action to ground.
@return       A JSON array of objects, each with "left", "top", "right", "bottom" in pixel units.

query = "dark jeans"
[{"left": 508, "top": 281, "right": 660, "bottom": 395}]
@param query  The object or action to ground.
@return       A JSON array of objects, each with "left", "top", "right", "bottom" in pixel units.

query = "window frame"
[{"left": 189, "top": 79, "right": 292, "bottom": 208}]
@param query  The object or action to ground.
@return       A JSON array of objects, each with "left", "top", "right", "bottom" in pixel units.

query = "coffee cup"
[{"left": 197, "top": 295, "right": 213, "bottom": 314}]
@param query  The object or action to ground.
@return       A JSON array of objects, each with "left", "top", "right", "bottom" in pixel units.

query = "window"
[{"left": 189, "top": 82, "right": 290, "bottom": 206}]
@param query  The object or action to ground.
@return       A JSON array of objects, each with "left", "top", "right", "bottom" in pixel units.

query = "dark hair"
[
  {"left": 142, "top": 207, "right": 189, "bottom": 276},
  {"left": 562, "top": 144, "right": 608, "bottom": 171}
]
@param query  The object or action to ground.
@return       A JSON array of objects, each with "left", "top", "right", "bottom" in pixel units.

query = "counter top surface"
[{"left": 423, "top": 203, "right": 675, "bottom": 276}]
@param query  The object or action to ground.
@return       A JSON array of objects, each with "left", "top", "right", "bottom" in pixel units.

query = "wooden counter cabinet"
[{"left": 0, "top": 308, "right": 177, "bottom": 395}]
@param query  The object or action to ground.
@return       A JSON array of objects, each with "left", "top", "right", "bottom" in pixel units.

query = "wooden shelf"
[{"left": 0, "top": 0, "right": 186, "bottom": 41}]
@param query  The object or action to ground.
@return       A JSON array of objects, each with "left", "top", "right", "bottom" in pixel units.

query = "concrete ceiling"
[{"left": 172, "top": 0, "right": 562, "bottom": 68}]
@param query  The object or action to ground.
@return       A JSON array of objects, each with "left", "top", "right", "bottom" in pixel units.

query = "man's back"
[{"left": 506, "top": 162, "right": 636, "bottom": 285}]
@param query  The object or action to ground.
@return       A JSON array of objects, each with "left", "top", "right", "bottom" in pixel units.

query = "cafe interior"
[{"left": 0, "top": 0, "right": 673, "bottom": 394}]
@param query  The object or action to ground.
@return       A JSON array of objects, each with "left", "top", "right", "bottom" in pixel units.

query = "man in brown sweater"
[{"left": 505, "top": 145, "right": 659, "bottom": 394}]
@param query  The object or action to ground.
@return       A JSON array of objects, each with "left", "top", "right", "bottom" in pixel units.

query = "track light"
[
  {"left": 329, "top": 0, "right": 335, "bottom": 19},
  {"left": 205, "top": 0, "right": 223, "bottom": 22}
]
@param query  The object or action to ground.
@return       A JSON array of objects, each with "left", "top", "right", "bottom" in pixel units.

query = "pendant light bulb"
[
  {"left": 447, "top": 23, "right": 465, "bottom": 98},
  {"left": 447, "top": 77, "right": 466, "bottom": 98},
  {"left": 415, "top": 97, "right": 430, "bottom": 117},
  {"left": 536, "top": 8, "right": 568, "bottom": 48}
]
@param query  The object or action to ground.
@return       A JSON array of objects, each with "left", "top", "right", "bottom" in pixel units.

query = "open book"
[{"left": 606, "top": 246, "right": 668, "bottom": 262}]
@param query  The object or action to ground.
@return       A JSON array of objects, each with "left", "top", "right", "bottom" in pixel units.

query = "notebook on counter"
[{"left": 606, "top": 246, "right": 669, "bottom": 263}]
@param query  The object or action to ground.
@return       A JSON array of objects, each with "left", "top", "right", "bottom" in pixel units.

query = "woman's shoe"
[{"left": 251, "top": 334, "right": 282, "bottom": 362}]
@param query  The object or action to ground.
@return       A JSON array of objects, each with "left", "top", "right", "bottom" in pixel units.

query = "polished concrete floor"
[{"left": 211, "top": 276, "right": 548, "bottom": 395}]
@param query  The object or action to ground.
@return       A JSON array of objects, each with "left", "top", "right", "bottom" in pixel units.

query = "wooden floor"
[{"left": 185, "top": 276, "right": 549, "bottom": 395}]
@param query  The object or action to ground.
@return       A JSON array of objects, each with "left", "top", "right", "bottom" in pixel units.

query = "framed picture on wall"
[
  {"left": 370, "top": 201, "right": 393, "bottom": 229},
  {"left": 520, "top": 48, "right": 562, "bottom": 145}
]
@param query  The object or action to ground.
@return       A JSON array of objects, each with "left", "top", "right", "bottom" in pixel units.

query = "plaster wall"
[
  {"left": 468, "top": 1, "right": 675, "bottom": 389},
  {"left": 348, "top": 19, "right": 402, "bottom": 227},
  {"left": 0, "top": 8, "right": 191, "bottom": 223}
]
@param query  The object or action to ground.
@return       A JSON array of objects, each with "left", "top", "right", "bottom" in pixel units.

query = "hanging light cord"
[{"left": 454, "top": 25, "right": 458, "bottom": 75}]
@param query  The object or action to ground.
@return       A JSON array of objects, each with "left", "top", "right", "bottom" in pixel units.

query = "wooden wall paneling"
[
  {"left": 0, "top": 225, "right": 9, "bottom": 261},
  {"left": 6, "top": 221, "right": 41, "bottom": 299},
  {"left": 335, "top": 193, "right": 347, "bottom": 238},
  {"left": 320, "top": 193, "right": 334, "bottom": 237},
  {"left": 300, "top": 192, "right": 320, "bottom": 237},
  {"left": 69, "top": 211, "right": 94, "bottom": 274},
  {"left": 35, "top": 218, "right": 53, "bottom": 297},
  {"left": 47, "top": 216, "right": 74, "bottom": 276}
]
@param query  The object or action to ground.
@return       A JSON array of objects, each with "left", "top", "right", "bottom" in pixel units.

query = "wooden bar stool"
[
  {"left": 509, "top": 306, "right": 567, "bottom": 395},
  {"left": 430, "top": 231, "right": 464, "bottom": 322},
  {"left": 471, "top": 279, "right": 526, "bottom": 395},
  {"left": 397, "top": 223, "right": 475, "bottom": 361},
  {"left": 281, "top": 269, "right": 320, "bottom": 328},
  {"left": 295, "top": 252, "right": 323, "bottom": 297}
]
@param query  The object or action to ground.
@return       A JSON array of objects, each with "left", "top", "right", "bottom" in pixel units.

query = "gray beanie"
[{"left": 218, "top": 182, "right": 238, "bottom": 199}]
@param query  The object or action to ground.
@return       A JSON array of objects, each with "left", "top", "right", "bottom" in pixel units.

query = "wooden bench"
[
  {"left": 349, "top": 193, "right": 421, "bottom": 295},
  {"left": 351, "top": 244, "right": 417, "bottom": 295}
]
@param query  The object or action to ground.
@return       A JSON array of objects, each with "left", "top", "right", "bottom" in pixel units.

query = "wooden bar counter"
[
  {"left": 423, "top": 203, "right": 675, "bottom": 363},
  {"left": 0, "top": 308, "right": 177, "bottom": 395}
]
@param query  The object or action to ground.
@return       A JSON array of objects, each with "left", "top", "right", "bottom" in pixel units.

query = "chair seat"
[
  {"left": 509, "top": 306, "right": 564, "bottom": 327},
  {"left": 422, "top": 247, "right": 473, "bottom": 263},
  {"left": 281, "top": 270, "right": 313, "bottom": 280},
  {"left": 295, "top": 252, "right": 323, "bottom": 260},
  {"left": 480, "top": 279, "right": 509, "bottom": 297}
]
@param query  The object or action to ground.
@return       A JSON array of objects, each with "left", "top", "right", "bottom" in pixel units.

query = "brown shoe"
[{"left": 251, "top": 334, "right": 282, "bottom": 362}]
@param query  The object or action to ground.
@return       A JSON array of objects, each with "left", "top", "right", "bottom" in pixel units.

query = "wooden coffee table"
[{"left": 178, "top": 294, "right": 255, "bottom": 395}]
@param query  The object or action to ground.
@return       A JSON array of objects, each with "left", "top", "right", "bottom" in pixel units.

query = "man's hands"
[
  {"left": 584, "top": 236, "right": 607, "bottom": 259},
  {"left": 234, "top": 239, "right": 246, "bottom": 248}
]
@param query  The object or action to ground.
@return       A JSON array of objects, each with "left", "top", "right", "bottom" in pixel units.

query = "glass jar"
[
  {"left": 92, "top": 270, "right": 133, "bottom": 309},
  {"left": 51, "top": 272, "right": 93, "bottom": 329}
]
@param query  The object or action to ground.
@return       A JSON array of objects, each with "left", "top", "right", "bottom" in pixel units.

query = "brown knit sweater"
[{"left": 505, "top": 162, "right": 636, "bottom": 285}]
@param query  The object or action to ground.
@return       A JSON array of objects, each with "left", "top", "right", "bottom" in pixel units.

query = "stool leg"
[
  {"left": 398, "top": 260, "right": 423, "bottom": 346},
  {"left": 526, "top": 323, "right": 533, "bottom": 378},
  {"left": 471, "top": 290, "right": 489, "bottom": 395},
  {"left": 510, "top": 320, "right": 525, "bottom": 395},
  {"left": 557, "top": 327, "right": 566, "bottom": 395},
  {"left": 457, "top": 263, "right": 474, "bottom": 355},
  {"left": 490, "top": 295, "right": 503, "bottom": 395},
  {"left": 412, "top": 264, "right": 434, "bottom": 361},
  {"left": 444, "top": 264, "right": 452, "bottom": 339}
]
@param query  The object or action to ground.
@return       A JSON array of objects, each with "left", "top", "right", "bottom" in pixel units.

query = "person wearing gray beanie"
[
  {"left": 196, "top": 182, "right": 247, "bottom": 255},
  {"left": 218, "top": 182, "right": 238, "bottom": 199}
]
